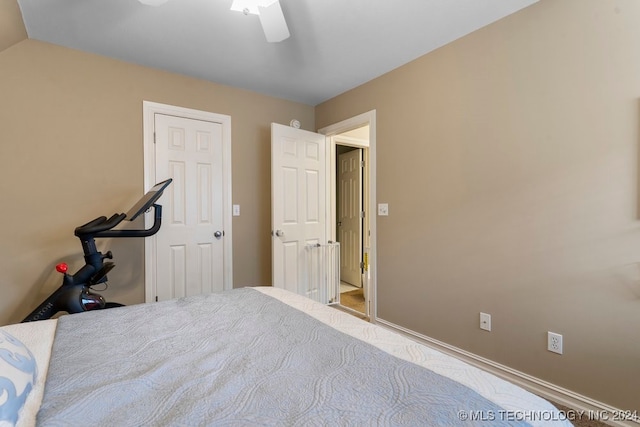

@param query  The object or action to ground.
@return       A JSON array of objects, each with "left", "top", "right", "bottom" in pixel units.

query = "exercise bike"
[{"left": 22, "top": 179, "right": 172, "bottom": 322}]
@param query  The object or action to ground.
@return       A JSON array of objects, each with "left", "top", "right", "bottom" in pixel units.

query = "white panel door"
[
  {"left": 154, "top": 114, "right": 225, "bottom": 300},
  {"left": 271, "top": 123, "right": 326, "bottom": 300},
  {"left": 338, "top": 149, "right": 362, "bottom": 287}
]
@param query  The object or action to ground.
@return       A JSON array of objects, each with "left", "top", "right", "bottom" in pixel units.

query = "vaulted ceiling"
[{"left": 16, "top": 0, "right": 537, "bottom": 105}]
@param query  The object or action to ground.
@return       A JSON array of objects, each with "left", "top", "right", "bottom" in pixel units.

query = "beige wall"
[
  {"left": 0, "top": 39, "right": 313, "bottom": 325},
  {"left": 317, "top": 0, "right": 640, "bottom": 413},
  {"left": 0, "top": 0, "right": 26, "bottom": 53}
]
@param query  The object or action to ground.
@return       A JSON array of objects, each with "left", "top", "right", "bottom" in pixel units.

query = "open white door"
[
  {"left": 271, "top": 123, "right": 330, "bottom": 301},
  {"left": 320, "top": 110, "right": 376, "bottom": 318}
]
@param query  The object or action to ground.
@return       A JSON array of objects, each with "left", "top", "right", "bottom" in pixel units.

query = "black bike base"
[{"left": 103, "top": 302, "right": 125, "bottom": 309}]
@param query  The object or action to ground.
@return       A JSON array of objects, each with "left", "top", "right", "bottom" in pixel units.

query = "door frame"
[
  {"left": 319, "top": 110, "right": 377, "bottom": 320},
  {"left": 142, "top": 101, "right": 233, "bottom": 302}
]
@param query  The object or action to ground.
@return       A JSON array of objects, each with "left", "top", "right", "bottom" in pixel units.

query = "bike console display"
[{"left": 125, "top": 179, "right": 173, "bottom": 221}]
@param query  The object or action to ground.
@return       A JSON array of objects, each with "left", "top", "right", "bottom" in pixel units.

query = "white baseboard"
[{"left": 374, "top": 317, "right": 639, "bottom": 427}]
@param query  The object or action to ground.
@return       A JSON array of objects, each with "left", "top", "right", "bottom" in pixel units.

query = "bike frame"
[{"left": 22, "top": 180, "right": 172, "bottom": 322}]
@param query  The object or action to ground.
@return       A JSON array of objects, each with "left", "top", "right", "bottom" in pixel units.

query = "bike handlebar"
[
  {"left": 74, "top": 179, "right": 171, "bottom": 239},
  {"left": 95, "top": 204, "right": 163, "bottom": 238},
  {"left": 74, "top": 204, "right": 163, "bottom": 239},
  {"left": 75, "top": 213, "right": 127, "bottom": 236}
]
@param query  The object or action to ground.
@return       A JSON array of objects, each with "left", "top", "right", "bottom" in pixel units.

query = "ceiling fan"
[{"left": 137, "top": 0, "right": 290, "bottom": 43}]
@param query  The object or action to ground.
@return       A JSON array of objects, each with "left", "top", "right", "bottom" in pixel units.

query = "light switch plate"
[{"left": 232, "top": 205, "right": 240, "bottom": 216}]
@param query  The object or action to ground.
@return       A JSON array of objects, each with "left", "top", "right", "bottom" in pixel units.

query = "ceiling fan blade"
[{"left": 258, "top": 0, "right": 290, "bottom": 43}]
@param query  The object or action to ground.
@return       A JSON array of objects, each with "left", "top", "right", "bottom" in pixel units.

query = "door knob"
[
  {"left": 214, "top": 231, "right": 223, "bottom": 239},
  {"left": 274, "top": 229, "right": 284, "bottom": 237}
]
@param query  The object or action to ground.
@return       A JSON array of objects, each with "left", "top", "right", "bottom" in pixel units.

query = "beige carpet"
[{"left": 340, "top": 288, "right": 365, "bottom": 313}]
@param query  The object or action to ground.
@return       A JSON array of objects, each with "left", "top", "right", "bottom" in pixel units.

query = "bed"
[{"left": 2, "top": 286, "right": 572, "bottom": 426}]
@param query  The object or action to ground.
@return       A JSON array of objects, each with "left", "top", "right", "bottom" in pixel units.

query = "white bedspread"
[{"left": 0, "top": 319, "right": 57, "bottom": 427}]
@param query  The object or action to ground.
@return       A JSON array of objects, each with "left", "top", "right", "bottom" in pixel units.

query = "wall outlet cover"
[{"left": 547, "top": 332, "right": 563, "bottom": 354}]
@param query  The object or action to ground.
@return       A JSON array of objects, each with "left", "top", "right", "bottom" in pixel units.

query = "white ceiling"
[{"left": 17, "top": 0, "right": 537, "bottom": 106}]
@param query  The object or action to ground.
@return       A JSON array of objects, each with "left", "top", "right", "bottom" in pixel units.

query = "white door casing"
[
  {"left": 271, "top": 123, "right": 326, "bottom": 300},
  {"left": 319, "top": 110, "right": 376, "bottom": 319},
  {"left": 338, "top": 149, "right": 362, "bottom": 287},
  {"left": 143, "top": 102, "right": 232, "bottom": 302}
]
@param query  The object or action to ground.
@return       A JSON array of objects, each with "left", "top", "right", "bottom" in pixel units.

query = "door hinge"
[
  {"left": 360, "top": 261, "right": 364, "bottom": 269},
  {"left": 360, "top": 160, "right": 365, "bottom": 168},
  {"left": 360, "top": 211, "right": 365, "bottom": 218},
  {"left": 153, "top": 132, "right": 156, "bottom": 144}
]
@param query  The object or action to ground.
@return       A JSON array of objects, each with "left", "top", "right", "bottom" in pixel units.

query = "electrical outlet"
[
  {"left": 480, "top": 312, "right": 491, "bottom": 331},
  {"left": 378, "top": 203, "right": 389, "bottom": 216},
  {"left": 547, "top": 332, "right": 563, "bottom": 354}
]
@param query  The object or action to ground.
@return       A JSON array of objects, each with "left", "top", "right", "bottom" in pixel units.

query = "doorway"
[
  {"left": 319, "top": 111, "right": 376, "bottom": 320},
  {"left": 335, "top": 131, "right": 367, "bottom": 315}
]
